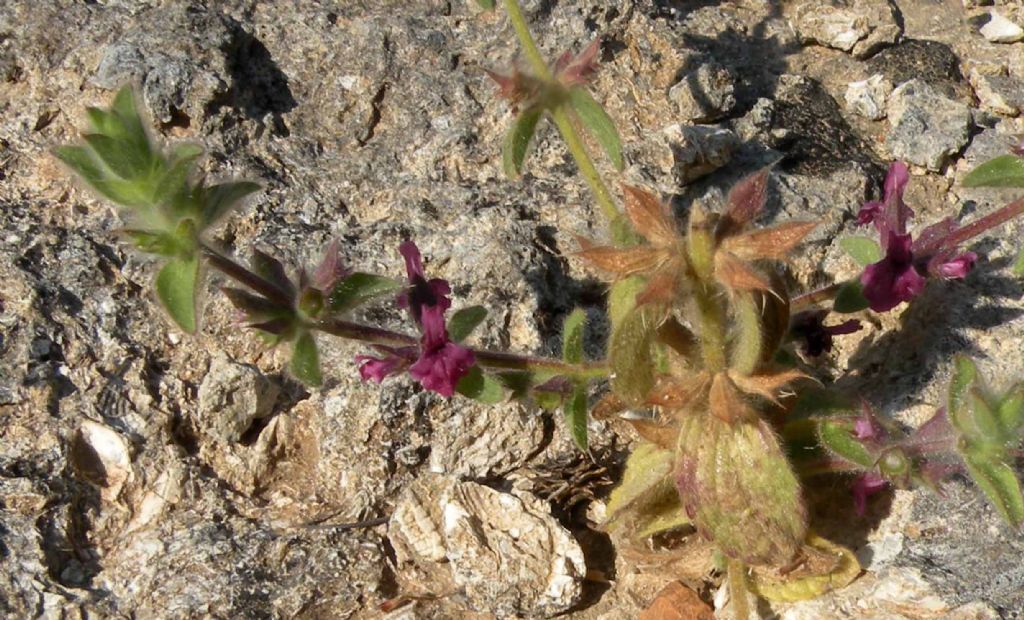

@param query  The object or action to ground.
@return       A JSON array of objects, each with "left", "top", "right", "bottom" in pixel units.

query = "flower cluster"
[
  {"left": 857, "top": 162, "right": 977, "bottom": 312},
  {"left": 355, "top": 241, "right": 476, "bottom": 398}
]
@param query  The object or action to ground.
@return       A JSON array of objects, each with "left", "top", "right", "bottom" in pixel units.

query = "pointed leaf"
[
  {"left": 840, "top": 236, "right": 883, "bottom": 266},
  {"left": 676, "top": 413, "right": 806, "bottom": 565},
  {"left": 251, "top": 250, "right": 296, "bottom": 300},
  {"left": 568, "top": 88, "right": 624, "bottom": 171},
  {"left": 948, "top": 355, "right": 979, "bottom": 435},
  {"left": 202, "top": 181, "right": 261, "bottom": 226},
  {"left": 222, "top": 287, "right": 289, "bottom": 321},
  {"left": 610, "top": 305, "right": 659, "bottom": 406},
  {"left": 456, "top": 366, "right": 504, "bottom": 403},
  {"left": 605, "top": 442, "right": 690, "bottom": 538},
  {"left": 719, "top": 167, "right": 770, "bottom": 238},
  {"left": 576, "top": 243, "right": 666, "bottom": 276},
  {"left": 817, "top": 419, "right": 875, "bottom": 467},
  {"left": 963, "top": 450, "right": 1024, "bottom": 528},
  {"left": 154, "top": 149, "right": 202, "bottom": 209},
  {"left": 714, "top": 251, "right": 771, "bottom": 291},
  {"left": 833, "top": 280, "right": 870, "bottom": 313},
  {"left": 962, "top": 155, "right": 1024, "bottom": 188},
  {"left": 290, "top": 330, "right": 322, "bottom": 386},
  {"left": 996, "top": 384, "right": 1024, "bottom": 436},
  {"left": 502, "top": 106, "right": 543, "bottom": 177},
  {"left": 156, "top": 254, "right": 200, "bottom": 333},
  {"left": 84, "top": 133, "right": 143, "bottom": 180},
  {"left": 561, "top": 307, "right": 586, "bottom": 364},
  {"left": 608, "top": 275, "right": 646, "bottom": 330},
  {"left": 328, "top": 272, "right": 403, "bottom": 313},
  {"left": 448, "top": 305, "right": 488, "bottom": 343},
  {"left": 54, "top": 145, "right": 108, "bottom": 193},
  {"left": 724, "top": 221, "right": 817, "bottom": 261},
  {"left": 622, "top": 185, "right": 676, "bottom": 246},
  {"left": 563, "top": 383, "right": 589, "bottom": 452}
]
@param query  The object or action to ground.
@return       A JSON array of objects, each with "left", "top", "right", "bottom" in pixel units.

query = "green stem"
[
  {"left": 502, "top": 0, "right": 620, "bottom": 224},
  {"left": 727, "top": 558, "right": 751, "bottom": 620},
  {"left": 694, "top": 284, "right": 727, "bottom": 372}
]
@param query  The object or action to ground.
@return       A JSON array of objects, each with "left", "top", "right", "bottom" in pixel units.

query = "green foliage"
[
  {"left": 473, "top": 0, "right": 496, "bottom": 9},
  {"left": 962, "top": 155, "right": 1024, "bottom": 188},
  {"left": 568, "top": 88, "right": 624, "bottom": 171},
  {"left": 291, "top": 330, "right": 322, "bottom": 387},
  {"left": 817, "top": 419, "right": 875, "bottom": 468},
  {"left": 563, "top": 383, "right": 589, "bottom": 452},
  {"left": 448, "top": 305, "right": 488, "bottom": 343},
  {"left": 155, "top": 254, "right": 200, "bottom": 333},
  {"left": 609, "top": 305, "right": 657, "bottom": 406},
  {"left": 840, "top": 236, "right": 883, "bottom": 266},
  {"left": 833, "top": 280, "right": 870, "bottom": 313},
  {"left": 456, "top": 366, "right": 504, "bottom": 403},
  {"left": 1014, "top": 248, "right": 1024, "bottom": 277},
  {"left": 963, "top": 450, "right": 1024, "bottom": 528},
  {"left": 503, "top": 107, "right": 543, "bottom": 177},
  {"left": 329, "top": 273, "right": 403, "bottom": 314},
  {"left": 561, "top": 308, "right": 587, "bottom": 364}
]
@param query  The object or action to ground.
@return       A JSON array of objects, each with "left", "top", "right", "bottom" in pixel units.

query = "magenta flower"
[
  {"left": 354, "top": 241, "right": 475, "bottom": 398},
  {"left": 857, "top": 162, "right": 977, "bottom": 312},
  {"left": 852, "top": 472, "right": 888, "bottom": 516}
]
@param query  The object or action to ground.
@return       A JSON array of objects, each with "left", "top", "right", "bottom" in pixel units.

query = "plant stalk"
[
  {"left": 502, "top": 0, "right": 620, "bottom": 224},
  {"left": 727, "top": 558, "right": 751, "bottom": 620}
]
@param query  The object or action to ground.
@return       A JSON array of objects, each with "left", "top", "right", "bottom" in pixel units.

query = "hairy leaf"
[
  {"left": 328, "top": 272, "right": 402, "bottom": 313},
  {"left": 622, "top": 185, "right": 676, "bottom": 246},
  {"left": 291, "top": 330, "right": 322, "bottom": 387},
  {"left": 724, "top": 221, "right": 817, "bottom": 261},
  {"left": 676, "top": 413, "right": 806, "bottom": 565},
  {"left": 503, "top": 106, "right": 543, "bottom": 177},
  {"left": 156, "top": 254, "right": 200, "bottom": 333},
  {"left": 833, "top": 280, "right": 870, "bottom": 313},
  {"left": 610, "top": 305, "right": 659, "bottom": 405},
  {"left": 562, "top": 307, "right": 587, "bottom": 364},
  {"left": 605, "top": 442, "right": 675, "bottom": 522},
  {"left": 568, "top": 87, "right": 624, "bottom": 171},
  {"left": 564, "top": 383, "right": 589, "bottom": 451},
  {"left": 962, "top": 155, "right": 1024, "bottom": 188},
  {"left": 202, "top": 181, "right": 261, "bottom": 226},
  {"left": 719, "top": 167, "right": 770, "bottom": 237},
  {"left": 817, "top": 419, "right": 875, "bottom": 467},
  {"left": 84, "top": 133, "right": 143, "bottom": 180},
  {"left": 576, "top": 241, "right": 666, "bottom": 276},
  {"left": 963, "top": 449, "right": 1024, "bottom": 528},
  {"left": 840, "top": 236, "right": 883, "bottom": 266},
  {"left": 448, "top": 305, "right": 488, "bottom": 343},
  {"left": 948, "top": 355, "right": 979, "bottom": 435},
  {"left": 456, "top": 366, "right": 504, "bottom": 403}
]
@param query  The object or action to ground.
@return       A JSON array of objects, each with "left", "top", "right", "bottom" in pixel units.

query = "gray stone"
[
  {"left": 662, "top": 124, "right": 739, "bottom": 186},
  {"left": 968, "top": 65, "right": 1024, "bottom": 116},
  {"left": 845, "top": 74, "right": 894, "bottom": 120},
  {"left": 886, "top": 79, "right": 973, "bottom": 171},
  {"left": 668, "top": 61, "right": 736, "bottom": 123},
  {"left": 793, "top": 0, "right": 902, "bottom": 59},
  {"left": 197, "top": 353, "right": 279, "bottom": 444}
]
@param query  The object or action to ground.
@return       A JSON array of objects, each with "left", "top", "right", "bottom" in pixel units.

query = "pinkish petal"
[
  {"left": 852, "top": 472, "right": 888, "bottom": 516},
  {"left": 399, "top": 240, "right": 425, "bottom": 281},
  {"left": 861, "top": 233, "right": 927, "bottom": 312},
  {"left": 409, "top": 342, "right": 476, "bottom": 398},
  {"left": 857, "top": 200, "right": 883, "bottom": 227},
  {"left": 312, "top": 240, "right": 352, "bottom": 292},
  {"left": 932, "top": 251, "right": 977, "bottom": 279},
  {"left": 355, "top": 355, "right": 404, "bottom": 383}
]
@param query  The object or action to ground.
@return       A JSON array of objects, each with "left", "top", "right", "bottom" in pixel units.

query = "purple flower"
[
  {"left": 857, "top": 162, "right": 977, "bottom": 312},
  {"left": 354, "top": 241, "right": 476, "bottom": 398},
  {"left": 791, "top": 310, "right": 862, "bottom": 357},
  {"left": 852, "top": 472, "right": 888, "bottom": 516}
]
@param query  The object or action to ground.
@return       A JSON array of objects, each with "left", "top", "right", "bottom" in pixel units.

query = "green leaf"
[
  {"left": 567, "top": 88, "right": 624, "bottom": 171},
  {"left": 155, "top": 254, "right": 200, "bottom": 333},
  {"left": 609, "top": 305, "right": 658, "bottom": 406},
  {"left": 833, "top": 280, "right": 870, "bottom": 313},
  {"left": 54, "top": 145, "right": 106, "bottom": 190},
  {"left": 608, "top": 275, "right": 646, "bottom": 330},
  {"left": 328, "top": 273, "right": 403, "bottom": 313},
  {"left": 817, "top": 419, "right": 875, "bottom": 468},
  {"left": 750, "top": 534, "right": 860, "bottom": 603},
  {"left": 605, "top": 442, "right": 674, "bottom": 520},
  {"left": 84, "top": 133, "right": 143, "bottom": 180},
  {"left": 473, "top": 0, "right": 496, "bottom": 8},
  {"left": 1013, "top": 247, "right": 1024, "bottom": 277},
  {"left": 963, "top": 450, "right": 1024, "bottom": 528},
  {"left": 996, "top": 384, "right": 1024, "bottom": 436},
  {"left": 534, "top": 389, "right": 564, "bottom": 411},
  {"left": 962, "top": 155, "right": 1024, "bottom": 188},
  {"left": 201, "top": 181, "right": 260, "bottom": 226},
  {"left": 456, "top": 366, "right": 504, "bottom": 403},
  {"left": 154, "top": 150, "right": 202, "bottom": 211},
  {"left": 840, "top": 236, "right": 883, "bottom": 266},
  {"left": 561, "top": 307, "right": 586, "bottom": 364},
  {"left": 110, "top": 86, "right": 153, "bottom": 165},
  {"left": 447, "top": 305, "right": 488, "bottom": 343},
  {"left": 676, "top": 413, "right": 806, "bottom": 564},
  {"left": 290, "top": 330, "right": 322, "bottom": 387},
  {"left": 564, "top": 383, "right": 588, "bottom": 451},
  {"left": 948, "top": 355, "right": 979, "bottom": 435},
  {"left": 124, "top": 229, "right": 181, "bottom": 256},
  {"left": 502, "top": 106, "right": 543, "bottom": 178}
]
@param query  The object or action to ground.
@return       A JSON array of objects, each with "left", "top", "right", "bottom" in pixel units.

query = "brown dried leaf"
[
  {"left": 638, "top": 581, "right": 714, "bottom": 620},
  {"left": 728, "top": 369, "right": 810, "bottom": 404},
  {"left": 575, "top": 238, "right": 667, "bottom": 276},
  {"left": 635, "top": 266, "right": 680, "bottom": 306},
  {"left": 623, "top": 185, "right": 677, "bottom": 246},
  {"left": 708, "top": 372, "right": 758, "bottom": 423},
  {"left": 626, "top": 419, "right": 679, "bottom": 449},
  {"left": 718, "top": 167, "right": 770, "bottom": 239},
  {"left": 646, "top": 373, "right": 710, "bottom": 411},
  {"left": 591, "top": 392, "right": 627, "bottom": 420},
  {"left": 714, "top": 252, "right": 772, "bottom": 291},
  {"left": 723, "top": 221, "right": 818, "bottom": 261}
]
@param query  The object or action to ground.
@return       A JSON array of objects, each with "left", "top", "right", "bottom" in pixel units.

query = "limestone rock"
[
  {"left": 968, "top": 64, "right": 1024, "bottom": 116},
  {"left": 668, "top": 61, "right": 736, "bottom": 123},
  {"left": 886, "top": 79, "right": 973, "bottom": 171},
  {"left": 845, "top": 74, "right": 894, "bottom": 120},
  {"left": 793, "top": 0, "right": 902, "bottom": 59},
  {"left": 661, "top": 124, "right": 739, "bottom": 186},
  {"left": 980, "top": 10, "right": 1024, "bottom": 43},
  {"left": 389, "top": 476, "right": 586, "bottom": 618},
  {"left": 196, "top": 352, "right": 279, "bottom": 444}
]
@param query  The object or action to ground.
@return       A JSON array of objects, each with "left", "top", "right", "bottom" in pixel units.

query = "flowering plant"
[{"left": 55, "top": 0, "right": 1024, "bottom": 616}]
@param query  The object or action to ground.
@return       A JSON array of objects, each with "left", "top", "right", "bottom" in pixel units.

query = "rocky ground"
[{"left": 2, "top": 0, "right": 1024, "bottom": 618}]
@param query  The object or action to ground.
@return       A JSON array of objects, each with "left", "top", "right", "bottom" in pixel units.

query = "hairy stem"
[
  {"left": 201, "top": 243, "right": 292, "bottom": 307},
  {"left": 728, "top": 558, "right": 751, "bottom": 620},
  {"left": 923, "top": 196, "right": 1024, "bottom": 254},
  {"left": 791, "top": 282, "right": 843, "bottom": 310},
  {"left": 694, "top": 284, "right": 728, "bottom": 372},
  {"left": 502, "top": 0, "right": 620, "bottom": 223}
]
